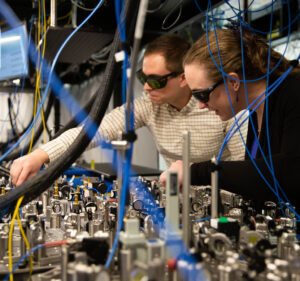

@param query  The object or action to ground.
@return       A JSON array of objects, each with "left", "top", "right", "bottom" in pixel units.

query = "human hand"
[
  {"left": 10, "top": 148, "right": 49, "bottom": 187},
  {"left": 159, "top": 160, "right": 184, "bottom": 187}
]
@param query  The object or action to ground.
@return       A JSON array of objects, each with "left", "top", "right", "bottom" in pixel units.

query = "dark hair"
[
  {"left": 145, "top": 34, "right": 190, "bottom": 73},
  {"left": 183, "top": 27, "right": 300, "bottom": 82}
]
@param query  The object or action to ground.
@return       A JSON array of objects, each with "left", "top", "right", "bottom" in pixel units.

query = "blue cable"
[
  {"left": 180, "top": 217, "right": 211, "bottom": 227},
  {"left": 194, "top": 217, "right": 211, "bottom": 223},
  {"left": 3, "top": 244, "right": 44, "bottom": 281},
  {"left": 105, "top": 1, "right": 134, "bottom": 268},
  {"left": 218, "top": 69, "right": 300, "bottom": 219},
  {"left": 238, "top": 9, "right": 281, "bottom": 203},
  {"left": 204, "top": 1, "right": 292, "bottom": 216},
  {"left": 85, "top": 187, "right": 102, "bottom": 198},
  {"left": 104, "top": 181, "right": 115, "bottom": 199},
  {"left": 264, "top": 1, "right": 283, "bottom": 212},
  {"left": 195, "top": 0, "right": 299, "bottom": 36},
  {"left": 19, "top": 207, "right": 23, "bottom": 219},
  {"left": 202, "top": 1, "right": 298, "bottom": 216},
  {"left": 222, "top": 0, "right": 300, "bottom": 38},
  {"left": 0, "top": 1, "right": 203, "bottom": 277},
  {"left": 114, "top": 0, "right": 126, "bottom": 41},
  {"left": 0, "top": 204, "right": 10, "bottom": 220},
  {"left": 130, "top": 179, "right": 205, "bottom": 280},
  {"left": 104, "top": 144, "right": 133, "bottom": 268},
  {"left": 213, "top": 1, "right": 299, "bottom": 217},
  {"left": 221, "top": 74, "right": 296, "bottom": 211},
  {"left": 0, "top": 0, "right": 118, "bottom": 170},
  {"left": 195, "top": 0, "right": 294, "bottom": 83},
  {"left": 0, "top": 0, "right": 104, "bottom": 163}
]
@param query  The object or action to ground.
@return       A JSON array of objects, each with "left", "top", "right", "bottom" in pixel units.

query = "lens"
[
  {"left": 136, "top": 70, "right": 179, "bottom": 90},
  {"left": 136, "top": 70, "right": 146, "bottom": 85},
  {"left": 147, "top": 78, "right": 166, "bottom": 89},
  {"left": 198, "top": 93, "right": 209, "bottom": 103},
  {"left": 192, "top": 91, "right": 209, "bottom": 103}
]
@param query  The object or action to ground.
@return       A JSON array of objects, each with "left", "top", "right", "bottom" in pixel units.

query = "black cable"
[
  {"left": 54, "top": 96, "right": 60, "bottom": 134},
  {"left": 4, "top": 71, "right": 102, "bottom": 150},
  {"left": 0, "top": 89, "right": 37, "bottom": 154},
  {"left": 70, "top": 0, "right": 97, "bottom": 11},
  {"left": 44, "top": 119, "right": 52, "bottom": 140},
  {"left": 161, "top": 0, "right": 183, "bottom": 30},
  {"left": 4, "top": 92, "right": 55, "bottom": 161},
  {"left": 7, "top": 97, "right": 18, "bottom": 138},
  {"left": 0, "top": 0, "right": 139, "bottom": 209}
]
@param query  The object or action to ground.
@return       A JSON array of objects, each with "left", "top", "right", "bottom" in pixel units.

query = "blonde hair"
[{"left": 183, "top": 28, "right": 300, "bottom": 82}]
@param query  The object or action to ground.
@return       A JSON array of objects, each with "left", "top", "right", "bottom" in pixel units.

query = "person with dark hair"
[
  {"left": 161, "top": 27, "right": 300, "bottom": 212},
  {"left": 10, "top": 34, "right": 247, "bottom": 187}
]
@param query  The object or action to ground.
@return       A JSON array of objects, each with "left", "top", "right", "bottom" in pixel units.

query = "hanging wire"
[
  {"left": 0, "top": 0, "right": 105, "bottom": 164},
  {"left": 199, "top": 0, "right": 299, "bottom": 219}
]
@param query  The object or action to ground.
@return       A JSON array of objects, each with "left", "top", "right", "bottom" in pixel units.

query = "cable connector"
[
  {"left": 114, "top": 42, "right": 131, "bottom": 63},
  {"left": 122, "top": 130, "right": 137, "bottom": 143},
  {"left": 114, "top": 50, "right": 125, "bottom": 62}
]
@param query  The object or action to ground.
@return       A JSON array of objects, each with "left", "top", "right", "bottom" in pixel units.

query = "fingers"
[
  {"left": 160, "top": 160, "right": 184, "bottom": 187},
  {"left": 159, "top": 171, "right": 167, "bottom": 187},
  {"left": 10, "top": 158, "right": 30, "bottom": 187},
  {"left": 10, "top": 156, "right": 37, "bottom": 187},
  {"left": 16, "top": 167, "right": 36, "bottom": 187},
  {"left": 10, "top": 159, "right": 23, "bottom": 186},
  {"left": 10, "top": 149, "right": 49, "bottom": 187}
]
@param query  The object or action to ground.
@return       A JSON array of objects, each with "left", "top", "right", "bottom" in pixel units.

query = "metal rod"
[
  {"left": 182, "top": 131, "right": 191, "bottom": 247},
  {"left": 111, "top": 139, "right": 130, "bottom": 231},
  {"left": 126, "top": 0, "right": 149, "bottom": 131},
  {"left": 72, "top": 0, "right": 77, "bottom": 28},
  {"left": 50, "top": 0, "right": 57, "bottom": 27},
  {"left": 61, "top": 244, "right": 68, "bottom": 281},
  {"left": 211, "top": 156, "right": 218, "bottom": 218}
]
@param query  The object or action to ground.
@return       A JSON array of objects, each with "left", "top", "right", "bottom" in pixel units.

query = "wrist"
[{"left": 34, "top": 148, "right": 50, "bottom": 164}]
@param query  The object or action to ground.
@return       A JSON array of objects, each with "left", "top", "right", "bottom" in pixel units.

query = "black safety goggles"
[
  {"left": 192, "top": 80, "right": 223, "bottom": 103},
  {"left": 136, "top": 69, "right": 181, "bottom": 89}
]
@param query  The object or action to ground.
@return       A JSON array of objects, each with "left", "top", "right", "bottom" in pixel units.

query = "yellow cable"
[
  {"left": 16, "top": 211, "right": 33, "bottom": 280},
  {"left": 47, "top": 8, "right": 72, "bottom": 25},
  {"left": 28, "top": 1, "right": 41, "bottom": 153},
  {"left": 58, "top": 10, "right": 72, "bottom": 21},
  {"left": 29, "top": 0, "right": 48, "bottom": 150},
  {"left": 43, "top": 0, "right": 46, "bottom": 36},
  {"left": 66, "top": 6, "right": 74, "bottom": 25},
  {"left": 37, "top": 0, "right": 41, "bottom": 53},
  {"left": 37, "top": 85, "right": 47, "bottom": 144},
  {"left": 8, "top": 196, "right": 24, "bottom": 281},
  {"left": 39, "top": 0, "right": 47, "bottom": 144},
  {"left": 9, "top": 4, "right": 46, "bottom": 279},
  {"left": 28, "top": 79, "right": 39, "bottom": 153}
]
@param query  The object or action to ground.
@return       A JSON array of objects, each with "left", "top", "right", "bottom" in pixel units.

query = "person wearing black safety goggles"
[
  {"left": 136, "top": 69, "right": 182, "bottom": 90},
  {"left": 191, "top": 79, "right": 223, "bottom": 104},
  {"left": 161, "top": 25, "right": 300, "bottom": 214},
  {"left": 135, "top": 50, "right": 189, "bottom": 110},
  {"left": 10, "top": 34, "right": 248, "bottom": 188}
]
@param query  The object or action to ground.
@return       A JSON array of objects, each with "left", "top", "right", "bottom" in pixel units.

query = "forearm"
[{"left": 40, "top": 126, "right": 82, "bottom": 163}]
